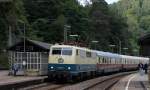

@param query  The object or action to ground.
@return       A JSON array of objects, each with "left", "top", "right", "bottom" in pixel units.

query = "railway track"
[
  {"left": 19, "top": 82, "right": 70, "bottom": 90},
  {"left": 19, "top": 72, "right": 135, "bottom": 90},
  {"left": 55, "top": 72, "right": 134, "bottom": 90},
  {"left": 85, "top": 75, "right": 125, "bottom": 90}
]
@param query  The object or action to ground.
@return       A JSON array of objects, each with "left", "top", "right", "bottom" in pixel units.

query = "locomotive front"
[{"left": 48, "top": 45, "right": 76, "bottom": 80}]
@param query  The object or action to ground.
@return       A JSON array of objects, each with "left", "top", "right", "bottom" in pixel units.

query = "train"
[{"left": 48, "top": 45, "right": 149, "bottom": 81}]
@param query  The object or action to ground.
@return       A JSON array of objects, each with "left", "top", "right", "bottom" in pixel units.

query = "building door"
[{"left": 26, "top": 52, "right": 41, "bottom": 71}]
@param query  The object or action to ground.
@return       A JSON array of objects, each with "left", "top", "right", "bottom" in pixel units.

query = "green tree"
[
  {"left": 110, "top": 0, "right": 150, "bottom": 54},
  {"left": 89, "top": 0, "right": 111, "bottom": 51},
  {"left": 23, "top": 0, "right": 89, "bottom": 44}
]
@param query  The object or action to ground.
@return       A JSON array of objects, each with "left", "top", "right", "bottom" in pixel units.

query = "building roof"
[
  {"left": 28, "top": 39, "right": 51, "bottom": 50},
  {"left": 8, "top": 38, "right": 52, "bottom": 51}
]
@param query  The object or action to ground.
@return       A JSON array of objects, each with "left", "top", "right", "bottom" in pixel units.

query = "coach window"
[
  {"left": 102, "top": 58, "right": 105, "bottom": 64},
  {"left": 122, "top": 59, "right": 124, "bottom": 64},
  {"left": 120, "top": 59, "right": 123, "bottom": 64},
  {"left": 124, "top": 59, "right": 126, "bottom": 64},
  {"left": 104, "top": 58, "right": 106, "bottom": 63},
  {"left": 119, "top": 59, "right": 121, "bottom": 64},
  {"left": 52, "top": 48, "right": 61, "bottom": 55},
  {"left": 114, "top": 59, "right": 116, "bottom": 64},
  {"left": 108, "top": 58, "right": 110, "bottom": 64},
  {"left": 108, "top": 58, "right": 111, "bottom": 64},
  {"left": 106, "top": 58, "right": 108, "bottom": 64},
  {"left": 110, "top": 58, "right": 112, "bottom": 64},
  {"left": 116, "top": 59, "right": 118, "bottom": 64},
  {"left": 98, "top": 57, "right": 101, "bottom": 64},
  {"left": 103, "top": 58, "right": 105, "bottom": 64},
  {"left": 62, "top": 48, "right": 72, "bottom": 55},
  {"left": 105, "top": 58, "right": 107, "bottom": 64},
  {"left": 109, "top": 58, "right": 111, "bottom": 64},
  {"left": 115, "top": 59, "right": 117, "bottom": 64}
]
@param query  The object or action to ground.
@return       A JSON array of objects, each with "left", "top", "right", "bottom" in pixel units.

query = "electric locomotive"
[{"left": 48, "top": 45, "right": 97, "bottom": 80}]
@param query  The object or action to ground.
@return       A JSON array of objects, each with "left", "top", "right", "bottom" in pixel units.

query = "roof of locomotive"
[{"left": 51, "top": 44, "right": 94, "bottom": 52}]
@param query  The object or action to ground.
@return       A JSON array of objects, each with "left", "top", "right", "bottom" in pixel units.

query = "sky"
[
  {"left": 79, "top": 0, "right": 119, "bottom": 6},
  {"left": 105, "top": 0, "right": 119, "bottom": 4}
]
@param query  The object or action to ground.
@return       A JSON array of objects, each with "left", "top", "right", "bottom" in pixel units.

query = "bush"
[{"left": 0, "top": 52, "right": 9, "bottom": 69}]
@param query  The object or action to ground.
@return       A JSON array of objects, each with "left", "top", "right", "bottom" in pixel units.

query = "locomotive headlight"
[
  {"left": 51, "top": 66, "right": 54, "bottom": 69},
  {"left": 68, "top": 67, "right": 71, "bottom": 70}
]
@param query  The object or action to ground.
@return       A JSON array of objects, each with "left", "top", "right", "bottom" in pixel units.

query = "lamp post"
[
  {"left": 64, "top": 25, "right": 71, "bottom": 44},
  {"left": 69, "top": 34, "right": 79, "bottom": 45},
  {"left": 8, "top": 26, "right": 12, "bottom": 47},
  {"left": 133, "top": 49, "right": 139, "bottom": 56},
  {"left": 17, "top": 20, "right": 26, "bottom": 52},
  {"left": 123, "top": 47, "right": 128, "bottom": 55},
  {"left": 91, "top": 40, "right": 99, "bottom": 50},
  {"left": 109, "top": 44, "right": 116, "bottom": 53},
  {"left": 112, "top": 36, "right": 121, "bottom": 54},
  {"left": 117, "top": 38, "right": 121, "bottom": 54},
  {"left": 69, "top": 34, "right": 79, "bottom": 37},
  {"left": 18, "top": 20, "right": 26, "bottom": 75}
]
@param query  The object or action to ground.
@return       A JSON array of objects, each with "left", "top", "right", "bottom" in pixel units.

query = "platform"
[
  {"left": 111, "top": 72, "right": 150, "bottom": 90},
  {"left": 0, "top": 70, "right": 47, "bottom": 89}
]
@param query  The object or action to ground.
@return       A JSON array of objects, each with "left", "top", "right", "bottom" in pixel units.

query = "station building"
[{"left": 8, "top": 39, "right": 52, "bottom": 76}]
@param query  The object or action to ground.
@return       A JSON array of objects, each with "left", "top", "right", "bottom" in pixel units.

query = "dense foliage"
[
  {"left": 22, "top": 0, "right": 130, "bottom": 53},
  {"left": 110, "top": 0, "right": 150, "bottom": 54}
]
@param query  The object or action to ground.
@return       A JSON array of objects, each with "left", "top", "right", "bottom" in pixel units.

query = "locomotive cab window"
[
  {"left": 62, "top": 48, "right": 72, "bottom": 55},
  {"left": 52, "top": 48, "right": 61, "bottom": 55},
  {"left": 52, "top": 47, "right": 72, "bottom": 55}
]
